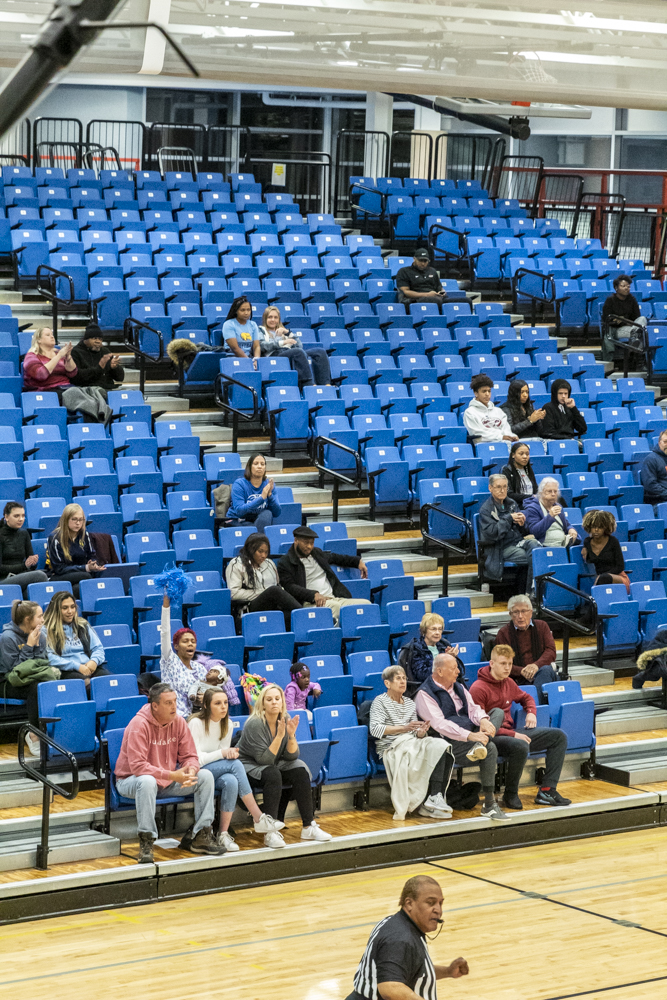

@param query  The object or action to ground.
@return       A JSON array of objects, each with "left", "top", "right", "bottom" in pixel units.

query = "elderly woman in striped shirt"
[{"left": 369, "top": 664, "right": 454, "bottom": 822}]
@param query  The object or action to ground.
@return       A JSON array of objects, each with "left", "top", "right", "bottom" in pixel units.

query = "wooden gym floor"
[{"left": 1, "top": 827, "right": 667, "bottom": 1000}]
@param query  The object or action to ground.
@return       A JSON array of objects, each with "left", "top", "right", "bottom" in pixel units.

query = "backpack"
[{"left": 212, "top": 483, "right": 232, "bottom": 519}]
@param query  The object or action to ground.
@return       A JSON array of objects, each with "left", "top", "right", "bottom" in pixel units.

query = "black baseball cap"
[{"left": 413, "top": 248, "right": 430, "bottom": 259}]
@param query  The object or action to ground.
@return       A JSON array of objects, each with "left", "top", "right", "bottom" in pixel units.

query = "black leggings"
[
  {"left": 1, "top": 679, "right": 40, "bottom": 727},
  {"left": 247, "top": 586, "right": 302, "bottom": 631},
  {"left": 249, "top": 764, "right": 314, "bottom": 826},
  {"left": 427, "top": 749, "right": 455, "bottom": 797},
  {"left": 51, "top": 569, "right": 92, "bottom": 599}
]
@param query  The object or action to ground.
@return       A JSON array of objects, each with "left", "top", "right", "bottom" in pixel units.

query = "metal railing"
[
  {"left": 311, "top": 436, "right": 363, "bottom": 521},
  {"left": 534, "top": 572, "right": 610, "bottom": 675},
  {"left": 490, "top": 155, "right": 544, "bottom": 208},
  {"left": 511, "top": 267, "right": 556, "bottom": 323},
  {"left": 17, "top": 724, "right": 80, "bottom": 870},
  {"left": 122, "top": 317, "right": 165, "bottom": 394},
  {"left": 420, "top": 502, "right": 473, "bottom": 597},
  {"left": 333, "top": 129, "right": 390, "bottom": 216},
  {"left": 87, "top": 120, "right": 146, "bottom": 173},
  {"left": 36, "top": 264, "right": 76, "bottom": 341},
  {"left": 214, "top": 371, "right": 260, "bottom": 453}
]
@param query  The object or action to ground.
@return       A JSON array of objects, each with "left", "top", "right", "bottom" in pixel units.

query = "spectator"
[
  {"left": 494, "top": 595, "right": 558, "bottom": 700},
  {"left": 414, "top": 653, "right": 509, "bottom": 821},
  {"left": 42, "top": 591, "right": 110, "bottom": 685},
  {"left": 501, "top": 379, "right": 546, "bottom": 442},
  {"left": 478, "top": 474, "right": 542, "bottom": 593},
  {"left": 258, "top": 306, "right": 331, "bottom": 386},
  {"left": 470, "top": 644, "right": 571, "bottom": 809},
  {"left": 405, "top": 613, "right": 460, "bottom": 684},
  {"left": 188, "top": 688, "right": 283, "bottom": 851},
  {"left": 237, "top": 683, "right": 332, "bottom": 841},
  {"left": 523, "top": 478, "right": 580, "bottom": 547},
  {"left": 225, "top": 532, "right": 301, "bottom": 630},
  {"left": 115, "top": 683, "right": 222, "bottom": 863},
  {"left": 221, "top": 296, "right": 261, "bottom": 366},
  {"left": 541, "top": 378, "right": 587, "bottom": 442},
  {"left": 501, "top": 442, "right": 538, "bottom": 508},
  {"left": 71, "top": 323, "right": 125, "bottom": 393},
  {"left": 0, "top": 502, "right": 48, "bottom": 594},
  {"left": 395, "top": 248, "right": 447, "bottom": 305},
  {"left": 581, "top": 509, "right": 630, "bottom": 592},
  {"left": 23, "top": 327, "right": 111, "bottom": 423},
  {"left": 284, "top": 662, "right": 321, "bottom": 719},
  {"left": 640, "top": 428, "right": 667, "bottom": 505},
  {"left": 370, "top": 664, "right": 453, "bottom": 821},
  {"left": 0, "top": 599, "right": 49, "bottom": 755},
  {"left": 601, "top": 274, "right": 647, "bottom": 363},
  {"left": 463, "top": 374, "right": 517, "bottom": 445},
  {"left": 46, "top": 503, "right": 106, "bottom": 597},
  {"left": 227, "top": 453, "right": 281, "bottom": 532},
  {"left": 159, "top": 592, "right": 209, "bottom": 717},
  {"left": 277, "top": 525, "right": 370, "bottom": 624}
]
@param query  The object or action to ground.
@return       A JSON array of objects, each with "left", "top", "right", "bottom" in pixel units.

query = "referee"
[{"left": 345, "top": 875, "right": 469, "bottom": 1000}]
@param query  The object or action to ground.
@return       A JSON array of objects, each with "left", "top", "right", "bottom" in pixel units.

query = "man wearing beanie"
[
  {"left": 71, "top": 323, "right": 125, "bottom": 393},
  {"left": 278, "top": 526, "right": 371, "bottom": 623}
]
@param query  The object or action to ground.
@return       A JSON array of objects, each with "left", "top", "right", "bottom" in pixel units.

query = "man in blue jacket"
[{"left": 641, "top": 430, "right": 667, "bottom": 506}]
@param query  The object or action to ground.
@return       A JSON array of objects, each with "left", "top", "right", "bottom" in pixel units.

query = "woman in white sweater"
[
  {"left": 188, "top": 688, "right": 285, "bottom": 851},
  {"left": 224, "top": 531, "right": 301, "bottom": 629}
]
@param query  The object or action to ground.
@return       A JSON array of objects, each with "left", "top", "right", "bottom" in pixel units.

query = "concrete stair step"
[
  {"left": 596, "top": 738, "right": 667, "bottom": 785},
  {"left": 596, "top": 706, "right": 667, "bottom": 736},
  {"left": 291, "top": 486, "right": 333, "bottom": 505},
  {"left": 568, "top": 664, "right": 616, "bottom": 688},
  {"left": 0, "top": 828, "right": 119, "bottom": 872},
  {"left": 148, "top": 397, "right": 190, "bottom": 412}
]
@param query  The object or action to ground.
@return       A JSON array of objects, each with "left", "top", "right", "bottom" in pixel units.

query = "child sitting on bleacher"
[
  {"left": 463, "top": 374, "right": 518, "bottom": 444},
  {"left": 188, "top": 659, "right": 239, "bottom": 711},
  {"left": 284, "top": 662, "right": 321, "bottom": 720}
]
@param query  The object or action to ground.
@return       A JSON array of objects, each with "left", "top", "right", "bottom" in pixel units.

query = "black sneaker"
[
  {"left": 535, "top": 788, "right": 572, "bottom": 807},
  {"left": 188, "top": 825, "right": 225, "bottom": 855},
  {"left": 179, "top": 824, "right": 194, "bottom": 851},
  {"left": 501, "top": 793, "right": 523, "bottom": 811}
]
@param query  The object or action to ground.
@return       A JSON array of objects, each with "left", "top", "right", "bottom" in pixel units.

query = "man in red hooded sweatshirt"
[
  {"left": 470, "top": 645, "right": 571, "bottom": 812},
  {"left": 115, "top": 682, "right": 222, "bottom": 863}
]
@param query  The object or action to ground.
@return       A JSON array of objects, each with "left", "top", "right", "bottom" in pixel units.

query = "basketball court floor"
[{"left": 2, "top": 826, "right": 666, "bottom": 1000}]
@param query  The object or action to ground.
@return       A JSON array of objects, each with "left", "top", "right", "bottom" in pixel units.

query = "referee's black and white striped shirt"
[{"left": 350, "top": 910, "right": 438, "bottom": 1000}]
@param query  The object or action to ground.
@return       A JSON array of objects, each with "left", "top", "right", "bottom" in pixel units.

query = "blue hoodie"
[
  {"left": 227, "top": 476, "right": 282, "bottom": 522},
  {"left": 640, "top": 445, "right": 667, "bottom": 503}
]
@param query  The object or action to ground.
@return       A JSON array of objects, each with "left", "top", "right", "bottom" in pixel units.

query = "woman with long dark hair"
[
  {"left": 0, "top": 501, "right": 48, "bottom": 595},
  {"left": 227, "top": 453, "right": 281, "bottom": 532},
  {"left": 501, "top": 379, "right": 546, "bottom": 442},
  {"left": 221, "top": 296, "right": 261, "bottom": 367},
  {"left": 225, "top": 532, "right": 301, "bottom": 629},
  {"left": 501, "top": 441, "right": 539, "bottom": 508}
]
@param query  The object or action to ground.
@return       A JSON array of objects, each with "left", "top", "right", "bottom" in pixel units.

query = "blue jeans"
[
  {"left": 116, "top": 770, "right": 215, "bottom": 838},
  {"left": 233, "top": 509, "right": 273, "bottom": 533},
  {"left": 204, "top": 757, "right": 253, "bottom": 811}
]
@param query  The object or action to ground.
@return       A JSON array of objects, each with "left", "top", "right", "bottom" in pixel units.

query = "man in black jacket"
[
  {"left": 541, "top": 378, "right": 587, "bottom": 443},
  {"left": 277, "top": 526, "right": 370, "bottom": 623},
  {"left": 71, "top": 323, "right": 125, "bottom": 393},
  {"left": 601, "top": 273, "right": 647, "bottom": 362}
]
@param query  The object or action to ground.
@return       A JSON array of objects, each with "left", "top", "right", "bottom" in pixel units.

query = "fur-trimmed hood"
[
  {"left": 636, "top": 647, "right": 667, "bottom": 670},
  {"left": 166, "top": 338, "right": 199, "bottom": 370}
]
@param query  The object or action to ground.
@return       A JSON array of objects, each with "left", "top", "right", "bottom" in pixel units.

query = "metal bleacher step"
[
  {"left": 568, "top": 663, "right": 616, "bottom": 687},
  {"left": 0, "top": 778, "right": 43, "bottom": 809},
  {"left": 0, "top": 822, "right": 119, "bottom": 872},
  {"left": 595, "top": 706, "right": 667, "bottom": 736},
  {"left": 596, "top": 737, "right": 667, "bottom": 785}
]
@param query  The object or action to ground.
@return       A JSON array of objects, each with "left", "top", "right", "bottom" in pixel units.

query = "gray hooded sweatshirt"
[{"left": 0, "top": 620, "right": 48, "bottom": 678}]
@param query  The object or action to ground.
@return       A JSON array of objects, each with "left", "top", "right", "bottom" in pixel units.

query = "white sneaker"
[
  {"left": 300, "top": 822, "right": 332, "bottom": 842},
  {"left": 253, "top": 813, "right": 276, "bottom": 835},
  {"left": 264, "top": 830, "right": 286, "bottom": 849},
  {"left": 272, "top": 819, "right": 286, "bottom": 831},
  {"left": 217, "top": 831, "right": 240, "bottom": 852},
  {"left": 25, "top": 735, "right": 41, "bottom": 758},
  {"left": 417, "top": 803, "right": 452, "bottom": 820},
  {"left": 466, "top": 742, "right": 488, "bottom": 762},
  {"left": 429, "top": 793, "right": 453, "bottom": 815}
]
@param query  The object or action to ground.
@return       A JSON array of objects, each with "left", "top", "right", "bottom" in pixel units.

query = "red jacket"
[
  {"left": 470, "top": 665, "right": 537, "bottom": 736},
  {"left": 115, "top": 703, "right": 200, "bottom": 787}
]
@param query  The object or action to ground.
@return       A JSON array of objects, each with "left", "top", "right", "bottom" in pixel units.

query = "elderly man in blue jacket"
[{"left": 641, "top": 430, "right": 667, "bottom": 506}]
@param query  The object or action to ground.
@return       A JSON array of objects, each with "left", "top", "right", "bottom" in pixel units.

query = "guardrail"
[
  {"left": 122, "top": 317, "right": 165, "bottom": 394},
  {"left": 534, "top": 572, "right": 613, "bottom": 676},
  {"left": 214, "top": 371, "right": 260, "bottom": 453},
  {"left": 311, "top": 435, "right": 363, "bottom": 521},
  {"left": 17, "top": 724, "right": 80, "bottom": 870},
  {"left": 420, "top": 502, "right": 473, "bottom": 597}
]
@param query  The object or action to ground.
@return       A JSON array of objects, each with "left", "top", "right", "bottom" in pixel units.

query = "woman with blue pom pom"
[{"left": 155, "top": 566, "right": 209, "bottom": 716}]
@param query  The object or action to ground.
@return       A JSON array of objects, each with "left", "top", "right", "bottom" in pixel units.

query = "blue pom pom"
[{"left": 153, "top": 563, "right": 190, "bottom": 602}]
